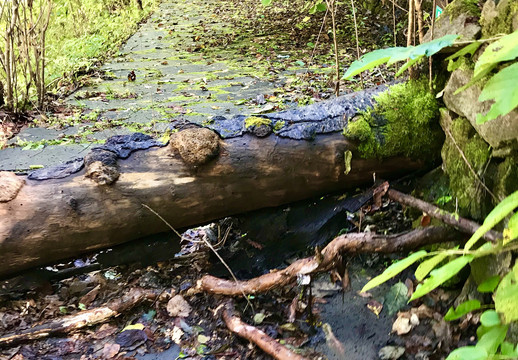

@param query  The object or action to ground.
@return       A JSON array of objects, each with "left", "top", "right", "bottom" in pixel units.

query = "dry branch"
[
  {"left": 387, "top": 189, "right": 502, "bottom": 242},
  {"left": 0, "top": 288, "right": 158, "bottom": 347},
  {"left": 199, "top": 226, "right": 461, "bottom": 296},
  {"left": 222, "top": 300, "right": 308, "bottom": 360}
]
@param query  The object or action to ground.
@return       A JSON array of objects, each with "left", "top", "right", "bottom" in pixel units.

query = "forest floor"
[{"left": 0, "top": 0, "right": 472, "bottom": 359}]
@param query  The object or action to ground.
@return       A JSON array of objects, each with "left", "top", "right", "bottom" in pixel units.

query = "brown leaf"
[
  {"left": 371, "top": 181, "right": 389, "bottom": 211},
  {"left": 79, "top": 284, "right": 101, "bottom": 307},
  {"left": 166, "top": 295, "right": 192, "bottom": 318},
  {"left": 102, "top": 343, "right": 120, "bottom": 359},
  {"left": 93, "top": 323, "right": 119, "bottom": 339},
  {"left": 288, "top": 296, "right": 298, "bottom": 323},
  {"left": 404, "top": 278, "right": 414, "bottom": 298},
  {"left": 420, "top": 214, "right": 431, "bottom": 227},
  {"left": 392, "top": 314, "right": 412, "bottom": 335}
]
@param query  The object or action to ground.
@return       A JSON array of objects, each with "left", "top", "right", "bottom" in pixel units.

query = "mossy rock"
[
  {"left": 343, "top": 79, "right": 443, "bottom": 162},
  {"left": 440, "top": 110, "right": 493, "bottom": 220}
]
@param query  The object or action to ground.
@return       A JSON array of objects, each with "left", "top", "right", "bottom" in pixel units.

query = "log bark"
[{"left": 0, "top": 129, "right": 423, "bottom": 277}]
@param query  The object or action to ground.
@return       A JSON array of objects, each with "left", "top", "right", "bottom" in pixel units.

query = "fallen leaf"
[
  {"left": 367, "top": 300, "right": 383, "bottom": 317},
  {"left": 379, "top": 345, "right": 405, "bottom": 360},
  {"left": 167, "top": 295, "right": 192, "bottom": 317},
  {"left": 79, "top": 284, "right": 100, "bottom": 307},
  {"left": 392, "top": 314, "right": 412, "bottom": 335},
  {"left": 102, "top": 343, "right": 120, "bottom": 359}
]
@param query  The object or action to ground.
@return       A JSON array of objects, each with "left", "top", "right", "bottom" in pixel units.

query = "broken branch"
[
  {"left": 0, "top": 288, "right": 158, "bottom": 347},
  {"left": 387, "top": 189, "right": 502, "bottom": 243}
]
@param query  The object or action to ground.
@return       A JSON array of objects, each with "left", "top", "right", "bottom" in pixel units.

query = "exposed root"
[
  {"left": 222, "top": 299, "right": 308, "bottom": 360},
  {"left": 198, "top": 226, "right": 462, "bottom": 296}
]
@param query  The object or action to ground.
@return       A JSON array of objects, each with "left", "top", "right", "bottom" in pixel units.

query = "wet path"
[{"left": 0, "top": 0, "right": 305, "bottom": 171}]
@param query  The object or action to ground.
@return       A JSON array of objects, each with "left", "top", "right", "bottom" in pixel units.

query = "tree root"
[
  {"left": 387, "top": 189, "right": 502, "bottom": 242},
  {"left": 0, "top": 288, "right": 158, "bottom": 348},
  {"left": 197, "top": 226, "right": 462, "bottom": 296},
  {"left": 221, "top": 299, "right": 308, "bottom": 360}
]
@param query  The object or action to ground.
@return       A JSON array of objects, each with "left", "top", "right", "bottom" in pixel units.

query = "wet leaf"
[
  {"left": 384, "top": 282, "right": 409, "bottom": 316},
  {"left": 367, "top": 299, "right": 383, "bottom": 317}
]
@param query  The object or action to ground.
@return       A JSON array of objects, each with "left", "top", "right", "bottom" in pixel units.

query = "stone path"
[{"left": 0, "top": 0, "right": 310, "bottom": 171}]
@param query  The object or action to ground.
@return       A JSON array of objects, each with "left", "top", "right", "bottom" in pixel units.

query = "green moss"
[
  {"left": 343, "top": 117, "right": 373, "bottom": 142},
  {"left": 344, "top": 79, "right": 443, "bottom": 161},
  {"left": 444, "top": 0, "right": 481, "bottom": 20},
  {"left": 481, "top": 0, "right": 518, "bottom": 38},
  {"left": 441, "top": 116, "right": 492, "bottom": 219},
  {"left": 244, "top": 116, "right": 272, "bottom": 128},
  {"left": 273, "top": 120, "right": 285, "bottom": 132},
  {"left": 494, "top": 155, "right": 518, "bottom": 201}
]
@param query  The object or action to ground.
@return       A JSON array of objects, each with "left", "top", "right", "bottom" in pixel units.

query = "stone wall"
[{"left": 430, "top": 0, "right": 518, "bottom": 220}]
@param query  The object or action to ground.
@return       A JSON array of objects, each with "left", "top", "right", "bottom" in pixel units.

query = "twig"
[
  {"left": 198, "top": 227, "right": 461, "bottom": 296},
  {"left": 222, "top": 299, "right": 308, "bottom": 360},
  {"left": 142, "top": 203, "right": 254, "bottom": 312},
  {"left": 0, "top": 288, "right": 158, "bottom": 347},
  {"left": 325, "top": 0, "right": 340, "bottom": 96},
  {"left": 350, "top": 0, "right": 363, "bottom": 89},
  {"left": 387, "top": 188, "right": 502, "bottom": 242},
  {"left": 444, "top": 128, "right": 499, "bottom": 202},
  {"left": 407, "top": 0, "right": 416, "bottom": 78},
  {"left": 429, "top": 0, "right": 436, "bottom": 91}
]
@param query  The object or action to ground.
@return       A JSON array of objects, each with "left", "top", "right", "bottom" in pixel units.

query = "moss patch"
[
  {"left": 343, "top": 79, "right": 443, "bottom": 161},
  {"left": 444, "top": 0, "right": 481, "bottom": 20},
  {"left": 244, "top": 116, "right": 272, "bottom": 128},
  {"left": 441, "top": 115, "right": 492, "bottom": 219},
  {"left": 481, "top": 0, "right": 518, "bottom": 38}
]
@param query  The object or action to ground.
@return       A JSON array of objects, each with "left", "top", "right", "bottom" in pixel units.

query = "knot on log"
[
  {"left": 169, "top": 127, "right": 220, "bottom": 167},
  {"left": 0, "top": 171, "right": 25, "bottom": 202},
  {"left": 84, "top": 149, "right": 120, "bottom": 185}
]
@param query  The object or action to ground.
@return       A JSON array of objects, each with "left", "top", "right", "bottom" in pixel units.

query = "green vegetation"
[
  {"left": 0, "top": 0, "right": 159, "bottom": 111},
  {"left": 344, "top": 79, "right": 442, "bottom": 160}
]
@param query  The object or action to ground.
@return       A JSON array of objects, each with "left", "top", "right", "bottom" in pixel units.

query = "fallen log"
[
  {"left": 0, "top": 87, "right": 428, "bottom": 278},
  {"left": 197, "top": 226, "right": 463, "bottom": 296}
]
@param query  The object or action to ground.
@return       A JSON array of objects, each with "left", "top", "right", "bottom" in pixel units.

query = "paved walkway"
[{"left": 0, "top": 0, "right": 309, "bottom": 171}]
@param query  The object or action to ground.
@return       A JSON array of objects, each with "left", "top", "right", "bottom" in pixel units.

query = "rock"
[
  {"left": 443, "top": 69, "right": 518, "bottom": 150},
  {"left": 423, "top": 0, "right": 481, "bottom": 45}
]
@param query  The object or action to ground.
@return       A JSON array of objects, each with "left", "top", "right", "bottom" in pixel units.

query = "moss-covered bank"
[{"left": 343, "top": 79, "right": 444, "bottom": 161}]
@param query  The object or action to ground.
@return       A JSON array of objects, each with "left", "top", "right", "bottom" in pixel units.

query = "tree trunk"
[{"left": 0, "top": 127, "right": 425, "bottom": 277}]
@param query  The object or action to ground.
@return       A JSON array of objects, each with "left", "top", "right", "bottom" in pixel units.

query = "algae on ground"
[{"left": 343, "top": 79, "right": 443, "bottom": 161}]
